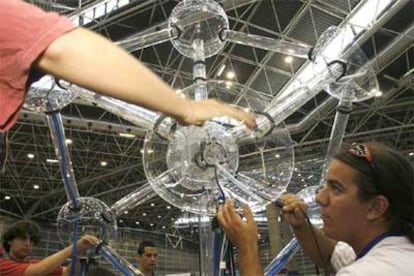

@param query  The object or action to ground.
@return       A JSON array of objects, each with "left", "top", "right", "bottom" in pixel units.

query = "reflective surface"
[
  {"left": 24, "top": 76, "right": 75, "bottom": 112},
  {"left": 57, "top": 197, "right": 117, "bottom": 245},
  {"left": 144, "top": 80, "right": 294, "bottom": 215},
  {"left": 168, "top": 0, "right": 229, "bottom": 58}
]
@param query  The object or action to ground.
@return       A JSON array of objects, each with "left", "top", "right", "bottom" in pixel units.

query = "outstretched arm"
[
  {"left": 23, "top": 235, "right": 97, "bottom": 276},
  {"left": 217, "top": 200, "right": 263, "bottom": 276},
  {"left": 34, "top": 27, "right": 256, "bottom": 128}
]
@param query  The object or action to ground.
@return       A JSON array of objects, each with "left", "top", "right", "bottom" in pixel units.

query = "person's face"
[
  {"left": 9, "top": 235, "right": 33, "bottom": 261},
  {"left": 138, "top": 246, "right": 158, "bottom": 272},
  {"left": 316, "top": 159, "right": 373, "bottom": 245}
]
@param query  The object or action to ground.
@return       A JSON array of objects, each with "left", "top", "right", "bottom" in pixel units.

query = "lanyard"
[{"left": 356, "top": 232, "right": 399, "bottom": 259}]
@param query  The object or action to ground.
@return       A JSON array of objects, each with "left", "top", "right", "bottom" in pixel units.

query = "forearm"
[
  {"left": 237, "top": 244, "right": 264, "bottom": 276},
  {"left": 23, "top": 246, "right": 72, "bottom": 276},
  {"left": 292, "top": 223, "right": 336, "bottom": 267},
  {"left": 35, "top": 27, "right": 190, "bottom": 119}
]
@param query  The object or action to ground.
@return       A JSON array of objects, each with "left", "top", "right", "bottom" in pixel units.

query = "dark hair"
[
  {"left": 137, "top": 240, "right": 156, "bottom": 255},
  {"left": 1, "top": 220, "right": 41, "bottom": 253},
  {"left": 335, "top": 142, "right": 414, "bottom": 242}
]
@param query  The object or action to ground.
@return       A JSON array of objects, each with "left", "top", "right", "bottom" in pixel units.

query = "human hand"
[
  {"left": 177, "top": 99, "right": 256, "bottom": 129},
  {"left": 217, "top": 200, "right": 258, "bottom": 252},
  {"left": 76, "top": 235, "right": 98, "bottom": 251},
  {"left": 279, "top": 194, "right": 308, "bottom": 228}
]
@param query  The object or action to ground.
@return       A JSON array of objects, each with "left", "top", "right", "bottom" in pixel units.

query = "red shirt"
[
  {"left": 0, "top": 0, "right": 75, "bottom": 132},
  {"left": 0, "top": 257, "right": 63, "bottom": 276}
]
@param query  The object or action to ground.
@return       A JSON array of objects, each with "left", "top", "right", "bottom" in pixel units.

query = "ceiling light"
[
  {"left": 4, "top": 196, "right": 11, "bottom": 200},
  {"left": 119, "top": 133, "right": 136, "bottom": 138},
  {"left": 124, "top": 211, "right": 128, "bottom": 214},
  {"left": 226, "top": 71, "right": 235, "bottom": 79},
  {"left": 46, "top": 159, "right": 59, "bottom": 164},
  {"left": 143, "top": 213, "right": 147, "bottom": 216},
  {"left": 374, "top": 90, "right": 383, "bottom": 97},
  {"left": 33, "top": 185, "right": 40, "bottom": 190},
  {"left": 135, "top": 221, "right": 140, "bottom": 225},
  {"left": 150, "top": 223, "right": 154, "bottom": 226},
  {"left": 65, "top": 139, "right": 72, "bottom": 145},
  {"left": 157, "top": 215, "right": 161, "bottom": 218},
  {"left": 216, "top": 64, "right": 226, "bottom": 77},
  {"left": 166, "top": 206, "right": 171, "bottom": 209},
  {"left": 284, "top": 56, "right": 293, "bottom": 63},
  {"left": 119, "top": 219, "right": 123, "bottom": 223},
  {"left": 150, "top": 203, "right": 155, "bottom": 207},
  {"left": 409, "top": 152, "right": 414, "bottom": 156},
  {"left": 100, "top": 161, "right": 108, "bottom": 167},
  {"left": 162, "top": 226, "right": 166, "bottom": 229},
  {"left": 27, "top": 153, "right": 35, "bottom": 159},
  {"left": 275, "top": 154, "right": 280, "bottom": 158}
]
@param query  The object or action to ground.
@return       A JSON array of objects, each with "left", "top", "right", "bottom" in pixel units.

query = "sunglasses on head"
[{"left": 347, "top": 143, "right": 380, "bottom": 193}]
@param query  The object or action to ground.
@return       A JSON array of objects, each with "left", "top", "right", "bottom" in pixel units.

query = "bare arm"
[
  {"left": 34, "top": 27, "right": 256, "bottom": 128},
  {"left": 280, "top": 194, "right": 337, "bottom": 267},
  {"left": 217, "top": 200, "right": 263, "bottom": 276},
  {"left": 23, "top": 235, "right": 97, "bottom": 276}
]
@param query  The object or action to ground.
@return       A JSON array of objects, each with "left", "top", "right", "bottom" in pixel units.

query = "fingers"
[
  {"left": 77, "top": 235, "right": 99, "bottom": 250},
  {"left": 225, "top": 103, "right": 256, "bottom": 129},
  {"left": 218, "top": 199, "right": 239, "bottom": 228},
  {"left": 280, "top": 194, "right": 307, "bottom": 213},
  {"left": 242, "top": 204, "right": 254, "bottom": 225}
]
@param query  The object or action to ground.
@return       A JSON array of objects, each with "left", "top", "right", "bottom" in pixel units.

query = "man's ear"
[{"left": 366, "top": 195, "right": 389, "bottom": 220}]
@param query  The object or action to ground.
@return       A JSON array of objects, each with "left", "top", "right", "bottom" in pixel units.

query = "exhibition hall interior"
[{"left": 0, "top": 0, "right": 413, "bottom": 275}]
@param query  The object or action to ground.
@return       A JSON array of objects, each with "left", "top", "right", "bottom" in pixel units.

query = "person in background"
[
  {"left": 0, "top": 0, "right": 256, "bottom": 134},
  {"left": 218, "top": 142, "right": 414, "bottom": 275},
  {"left": 0, "top": 220, "right": 98, "bottom": 276},
  {"left": 137, "top": 240, "right": 158, "bottom": 276}
]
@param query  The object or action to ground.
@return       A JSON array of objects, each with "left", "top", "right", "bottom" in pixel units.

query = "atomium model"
[{"left": 23, "top": 0, "right": 386, "bottom": 274}]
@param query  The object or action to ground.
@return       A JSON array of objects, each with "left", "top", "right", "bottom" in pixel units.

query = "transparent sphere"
[
  {"left": 168, "top": 0, "right": 229, "bottom": 58},
  {"left": 57, "top": 197, "right": 117, "bottom": 245},
  {"left": 24, "top": 76, "right": 75, "bottom": 112},
  {"left": 144, "top": 80, "right": 294, "bottom": 215},
  {"left": 325, "top": 47, "right": 379, "bottom": 102},
  {"left": 312, "top": 26, "right": 378, "bottom": 102}
]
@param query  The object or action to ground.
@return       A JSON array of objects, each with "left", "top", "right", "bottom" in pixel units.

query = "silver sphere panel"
[
  {"left": 57, "top": 197, "right": 117, "bottom": 245},
  {"left": 168, "top": 0, "right": 229, "bottom": 58},
  {"left": 144, "top": 80, "right": 294, "bottom": 215}
]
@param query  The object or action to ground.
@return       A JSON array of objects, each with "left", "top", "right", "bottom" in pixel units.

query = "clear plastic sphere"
[
  {"left": 57, "top": 197, "right": 117, "bottom": 245},
  {"left": 325, "top": 48, "right": 379, "bottom": 102},
  {"left": 168, "top": 0, "right": 229, "bottom": 58},
  {"left": 144, "top": 80, "right": 294, "bottom": 215},
  {"left": 312, "top": 26, "right": 378, "bottom": 102},
  {"left": 24, "top": 76, "right": 75, "bottom": 112}
]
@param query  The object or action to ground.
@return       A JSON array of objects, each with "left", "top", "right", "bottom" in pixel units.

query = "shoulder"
[
  {"left": 331, "top": 241, "right": 356, "bottom": 272},
  {"left": 337, "top": 237, "right": 414, "bottom": 275},
  {"left": 0, "top": 257, "right": 31, "bottom": 276}
]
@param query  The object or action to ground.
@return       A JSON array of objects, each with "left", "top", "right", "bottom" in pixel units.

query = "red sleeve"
[
  {"left": 0, "top": 258, "right": 63, "bottom": 276},
  {"left": 0, "top": 0, "right": 76, "bottom": 132},
  {"left": 0, "top": 258, "right": 31, "bottom": 276}
]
